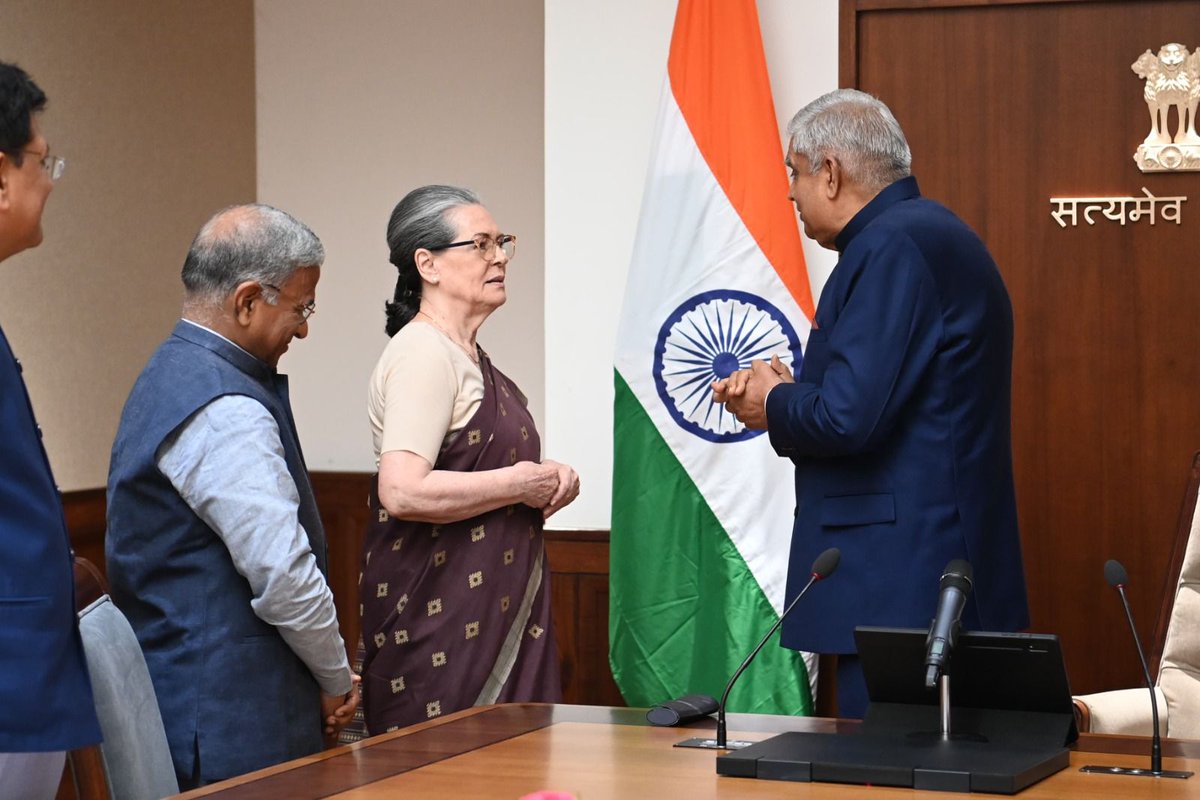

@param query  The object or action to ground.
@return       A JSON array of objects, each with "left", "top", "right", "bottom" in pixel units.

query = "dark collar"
[
  {"left": 834, "top": 175, "right": 921, "bottom": 253},
  {"left": 171, "top": 319, "right": 276, "bottom": 382}
]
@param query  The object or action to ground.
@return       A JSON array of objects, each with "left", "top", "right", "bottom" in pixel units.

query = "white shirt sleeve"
[{"left": 156, "top": 394, "right": 352, "bottom": 696}]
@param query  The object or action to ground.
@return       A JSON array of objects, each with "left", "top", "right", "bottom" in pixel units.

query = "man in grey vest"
[{"left": 106, "top": 204, "right": 358, "bottom": 789}]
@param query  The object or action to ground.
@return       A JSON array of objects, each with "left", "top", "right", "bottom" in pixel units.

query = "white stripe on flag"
[{"left": 615, "top": 86, "right": 811, "bottom": 614}]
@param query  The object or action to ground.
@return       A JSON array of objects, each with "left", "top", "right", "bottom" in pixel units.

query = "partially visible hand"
[
  {"left": 723, "top": 359, "right": 786, "bottom": 430},
  {"left": 768, "top": 354, "right": 794, "bottom": 383},
  {"left": 711, "top": 377, "right": 730, "bottom": 404},
  {"left": 512, "top": 460, "right": 560, "bottom": 509},
  {"left": 711, "top": 365, "right": 752, "bottom": 405},
  {"left": 321, "top": 673, "right": 361, "bottom": 743},
  {"left": 541, "top": 460, "right": 580, "bottom": 520}
]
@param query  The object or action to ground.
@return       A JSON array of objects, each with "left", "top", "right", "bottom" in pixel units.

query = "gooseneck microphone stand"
[
  {"left": 676, "top": 548, "right": 840, "bottom": 751},
  {"left": 715, "top": 572, "right": 816, "bottom": 748},
  {"left": 1079, "top": 560, "right": 1192, "bottom": 779}
]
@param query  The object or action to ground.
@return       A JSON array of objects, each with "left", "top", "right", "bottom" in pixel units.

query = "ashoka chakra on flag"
[{"left": 653, "top": 289, "right": 803, "bottom": 443}]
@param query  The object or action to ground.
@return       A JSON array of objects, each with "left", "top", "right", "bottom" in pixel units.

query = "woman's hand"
[
  {"left": 540, "top": 459, "right": 580, "bottom": 519},
  {"left": 511, "top": 460, "right": 562, "bottom": 509},
  {"left": 512, "top": 460, "right": 580, "bottom": 517}
]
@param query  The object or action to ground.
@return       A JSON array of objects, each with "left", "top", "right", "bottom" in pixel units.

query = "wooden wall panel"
[
  {"left": 843, "top": 0, "right": 1200, "bottom": 694},
  {"left": 546, "top": 533, "right": 626, "bottom": 706},
  {"left": 63, "top": 489, "right": 106, "bottom": 575},
  {"left": 64, "top": 474, "right": 625, "bottom": 708},
  {"left": 309, "top": 473, "right": 371, "bottom": 662}
]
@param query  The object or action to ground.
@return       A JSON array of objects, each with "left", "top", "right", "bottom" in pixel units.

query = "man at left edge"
[{"left": 0, "top": 61, "right": 101, "bottom": 799}]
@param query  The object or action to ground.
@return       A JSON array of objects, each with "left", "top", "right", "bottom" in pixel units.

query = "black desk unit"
[{"left": 718, "top": 628, "right": 1077, "bottom": 794}]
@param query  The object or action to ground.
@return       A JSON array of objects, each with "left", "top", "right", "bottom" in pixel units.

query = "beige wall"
[
  {"left": 255, "top": 0, "right": 546, "bottom": 472},
  {"left": 0, "top": 0, "right": 256, "bottom": 490},
  {"left": 1, "top": 0, "right": 832, "bottom": 515}
]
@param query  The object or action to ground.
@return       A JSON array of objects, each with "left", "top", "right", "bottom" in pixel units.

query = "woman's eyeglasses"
[{"left": 436, "top": 233, "right": 517, "bottom": 261}]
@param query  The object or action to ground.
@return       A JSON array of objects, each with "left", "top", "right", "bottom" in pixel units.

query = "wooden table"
[{"left": 176, "top": 704, "right": 1200, "bottom": 799}]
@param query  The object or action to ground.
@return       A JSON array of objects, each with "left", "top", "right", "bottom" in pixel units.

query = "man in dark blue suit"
[
  {"left": 0, "top": 62, "right": 101, "bottom": 797},
  {"left": 714, "top": 89, "right": 1029, "bottom": 719}
]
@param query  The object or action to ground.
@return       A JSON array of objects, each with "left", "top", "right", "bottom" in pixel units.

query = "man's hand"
[
  {"left": 711, "top": 355, "right": 792, "bottom": 430},
  {"left": 766, "top": 353, "right": 794, "bottom": 383},
  {"left": 321, "top": 673, "right": 361, "bottom": 743}
]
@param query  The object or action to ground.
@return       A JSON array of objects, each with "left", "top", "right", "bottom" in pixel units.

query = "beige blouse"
[{"left": 367, "top": 321, "right": 484, "bottom": 466}]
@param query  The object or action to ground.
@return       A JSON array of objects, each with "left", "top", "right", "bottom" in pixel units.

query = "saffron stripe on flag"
[{"left": 667, "top": 0, "right": 815, "bottom": 320}]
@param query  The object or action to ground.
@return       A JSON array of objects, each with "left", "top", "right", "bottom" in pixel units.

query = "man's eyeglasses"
[
  {"left": 262, "top": 283, "right": 316, "bottom": 321},
  {"left": 18, "top": 149, "right": 66, "bottom": 182},
  {"left": 436, "top": 233, "right": 517, "bottom": 261}
]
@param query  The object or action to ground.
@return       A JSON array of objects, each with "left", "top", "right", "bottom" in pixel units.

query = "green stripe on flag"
[{"left": 610, "top": 370, "right": 812, "bottom": 715}]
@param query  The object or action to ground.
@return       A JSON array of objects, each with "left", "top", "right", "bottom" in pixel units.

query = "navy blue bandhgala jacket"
[
  {"left": 106, "top": 322, "right": 327, "bottom": 784},
  {"left": 769, "top": 177, "right": 1030, "bottom": 655},
  {"left": 0, "top": 324, "right": 101, "bottom": 752}
]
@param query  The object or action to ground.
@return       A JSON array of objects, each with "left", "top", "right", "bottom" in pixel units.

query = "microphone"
[
  {"left": 711, "top": 547, "right": 840, "bottom": 749},
  {"left": 1080, "top": 560, "right": 1192, "bottom": 779},
  {"left": 924, "top": 559, "right": 973, "bottom": 689},
  {"left": 646, "top": 694, "right": 719, "bottom": 726}
]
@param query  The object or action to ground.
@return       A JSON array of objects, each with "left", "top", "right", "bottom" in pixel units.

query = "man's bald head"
[{"left": 181, "top": 203, "right": 324, "bottom": 308}]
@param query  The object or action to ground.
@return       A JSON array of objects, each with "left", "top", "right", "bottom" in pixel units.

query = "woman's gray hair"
[
  {"left": 182, "top": 204, "right": 324, "bottom": 304},
  {"left": 787, "top": 89, "right": 912, "bottom": 191},
  {"left": 384, "top": 184, "right": 481, "bottom": 336}
]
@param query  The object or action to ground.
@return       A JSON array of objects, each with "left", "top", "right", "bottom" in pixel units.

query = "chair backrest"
[
  {"left": 71, "top": 558, "right": 179, "bottom": 800},
  {"left": 68, "top": 559, "right": 112, "bottom": 800},
  {"left": 1155, "top": 452, "right": 1200, "bottom": 739}
]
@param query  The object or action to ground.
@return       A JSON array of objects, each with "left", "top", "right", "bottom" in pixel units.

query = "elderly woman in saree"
[{"left": 359, "top": 185, "right": 580, "bottom": 733}]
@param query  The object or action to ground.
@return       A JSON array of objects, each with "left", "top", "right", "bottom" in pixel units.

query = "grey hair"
[
  {"left": 181, "top": 204, "right": 324, "bottom": 305},
  {"left": 384, "top": 184, "right": 481, "bottom": 336},
  {"left": 786, "top": 89, "right": 912, "bottom": 191}
]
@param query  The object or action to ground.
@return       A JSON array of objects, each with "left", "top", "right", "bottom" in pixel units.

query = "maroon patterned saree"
[{"left": 359, "top": 351, "right": 560, "bottom": 733}]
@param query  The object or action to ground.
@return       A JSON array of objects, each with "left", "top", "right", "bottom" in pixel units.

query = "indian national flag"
[{"left": 610, "top": 0, "right": 817, "bottom": 715}]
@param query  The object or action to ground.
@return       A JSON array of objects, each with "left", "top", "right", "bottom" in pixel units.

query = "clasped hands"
[
  {"left": 710, "top": 355, "right": 794, "bottom": 429},
  {"left": 515, "top": 459, "right": 581, "bottom": 520}
]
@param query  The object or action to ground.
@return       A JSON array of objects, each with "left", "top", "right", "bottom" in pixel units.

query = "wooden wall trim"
[
  {"left": 854, "top": 0, "right": 1105, "bottom": 10},
  {"left": 63, "top": 488, "right": 107, "bottom": 575},
  {"left": 839, "top": 0, "right": 858, "bottom": 88},
  {"left": 841, "top": 0, "right": 1117, "bottom": 86},
  {"left": 545, "top": 529, "right": 612, "bottom": 543},
  {"left": 62, "top": 476, "right": 625, "bottom": 707}
]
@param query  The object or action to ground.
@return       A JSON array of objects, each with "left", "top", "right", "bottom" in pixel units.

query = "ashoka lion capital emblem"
[{"left": 1132, "top": 43, "right": 1200, "bottom": 172}]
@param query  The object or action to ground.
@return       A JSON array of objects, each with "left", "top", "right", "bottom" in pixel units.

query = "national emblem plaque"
[{"left": 1132, "top": 43, "right": 1200, "bottom": 172}]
